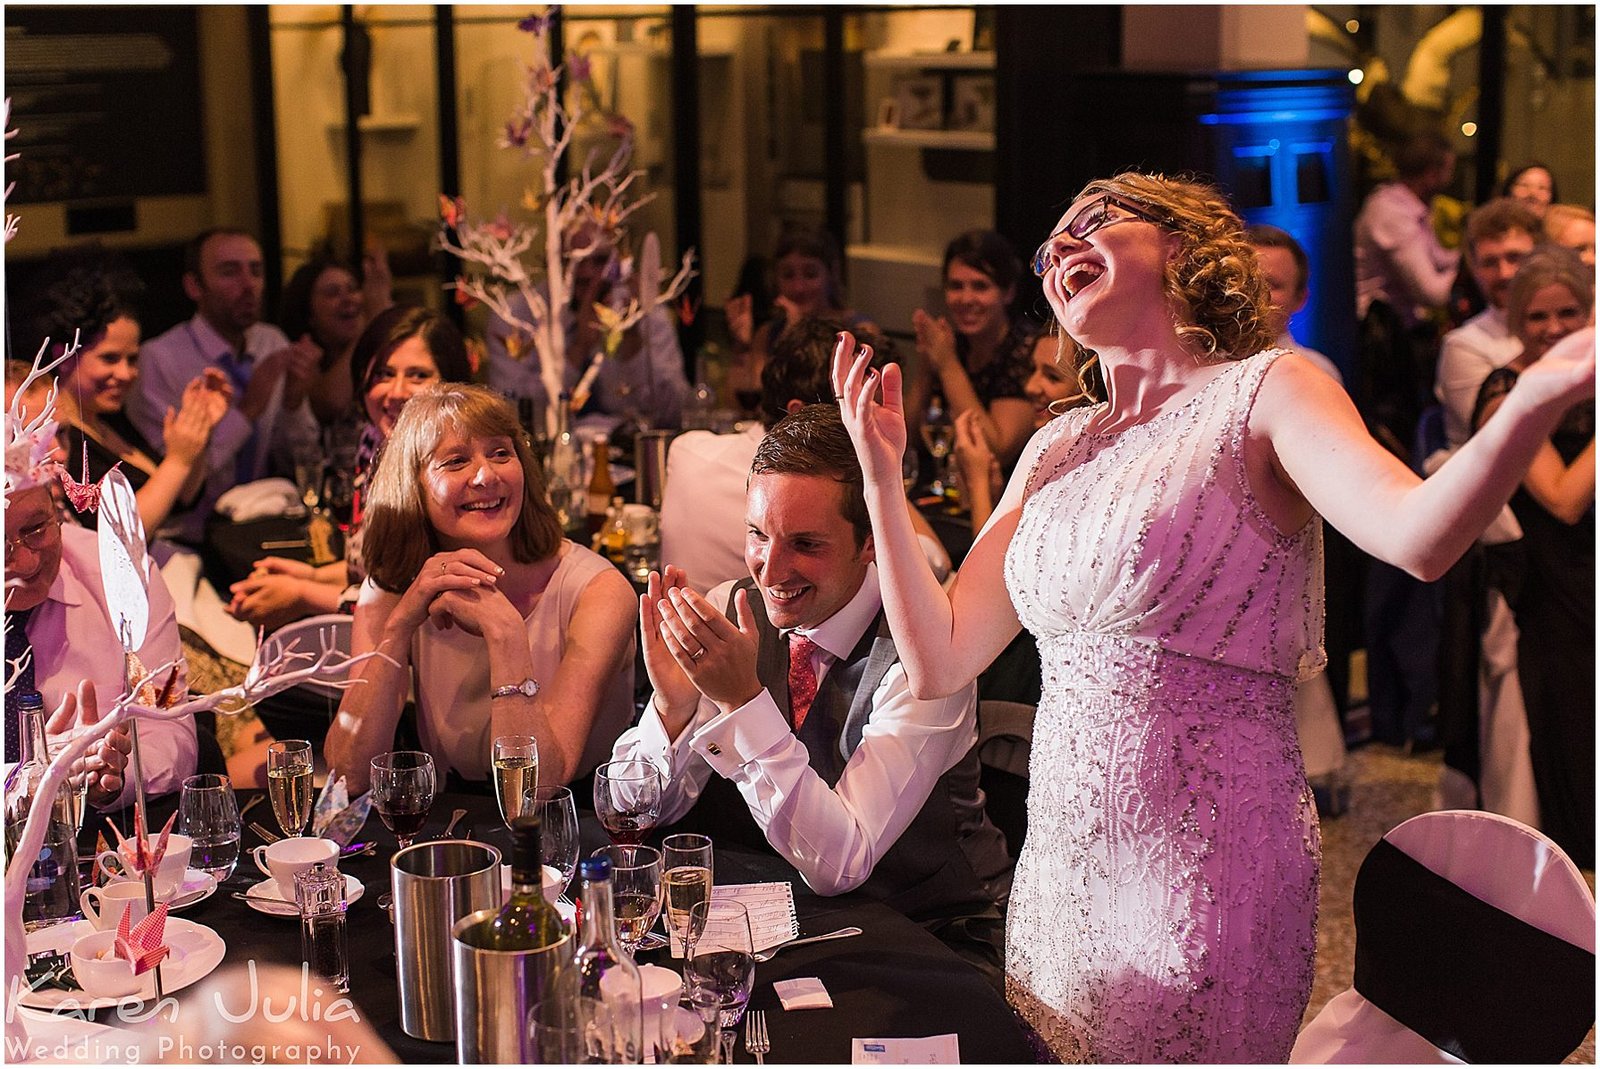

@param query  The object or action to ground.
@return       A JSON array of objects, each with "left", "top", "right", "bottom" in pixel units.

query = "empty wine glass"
[
  {"left": 371, "top": 751, "right": 437, "bottom": 849},
  {"left": 590, "top": 844, "right": 663, "bottom": 955},
  {"left": 593, "top": 760, "right": 663, "bottom": 845},
  {"left": 267, "top": 739, "right": 314, "bottom": 837},
  {"left": 662, "top": 833, "right": 714, "bottom": 955},
  {"left": 526, "top": 784, "right": 580, "bottom": 897},
  {"left": 685, "top": 900, "right": 755, "bottom": 1029},
  {"left": 491, "top": 734, "right": 539, "bottom": 830},
  {"left": 179, "top": 773, "right": 241, "bottom": 881}
]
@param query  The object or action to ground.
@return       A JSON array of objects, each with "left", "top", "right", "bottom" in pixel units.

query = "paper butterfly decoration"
[
  {"left": 95, "top": 468, "right": 150, "bottom": 651},
  {"left": 115, "top": 901, "right": 170, "bottom": 975}
]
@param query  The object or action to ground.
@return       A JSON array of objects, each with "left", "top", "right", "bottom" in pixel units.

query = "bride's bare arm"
[
  {"left": 1258, "top": 328, "right": 1595, "bottom": 581},
  {"left": 833, "top": 333, "right": 1024, "bottom": 698}
]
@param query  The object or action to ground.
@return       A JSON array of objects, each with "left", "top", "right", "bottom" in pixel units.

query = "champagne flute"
[
  {"left": 266, "top": 739, "right": 314, "bottom": 837},
  {"left": 371, "top": 751, "right": 437, "bottom": 849},
  {"left": 685, "top": 900, "right": 755, "bottom": 1029},
  {"left": 491, "top": 735, "right": 539, "bottom": 830},
  {"left": 179, "top": 773, "right": 241, "bottom": 881},
  {"left": 591, "top": 844, "right": 663, "bottom": 955},
  {"left": 593, "top": 760, "right": 663, "bottom": 845},
  {"left": 525, "top": 784, "right": 580, "bottom": 898},
  {"left": 662, "top": 833, "right": 714, "bottom": 955},
  {"left": 46, "top": 737, "right": 89, "bottom": 836}
]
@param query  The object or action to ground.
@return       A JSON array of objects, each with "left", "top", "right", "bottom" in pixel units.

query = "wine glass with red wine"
[
  {"left": 371, "top": 751, "right": 437, "bottom": 849},
  {"left": 594, "top": 760, "right": 663, "bottom": 845}
]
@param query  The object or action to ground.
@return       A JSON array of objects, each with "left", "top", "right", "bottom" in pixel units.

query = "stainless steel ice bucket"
[
  {"left": 451, "top": 907, "right": 571, "bottom": 1063},
  {"left": 391, "top": 839, "right": 502, "bottom": 1041}
]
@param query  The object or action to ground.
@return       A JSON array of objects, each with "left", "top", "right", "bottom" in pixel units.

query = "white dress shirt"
[
  {"left": 128, "top": 314, "right": 312, "bottom": 540},
  {"left": 1434, "top": 307, "right": 1522, "bottom": 450},
  {"left": 1354, "top": 182, "right": 1458, "bottom": 328},
  {"left": 26, "top": 524, "right": 198, "bottom": 808},
  {"left": 611, "top": 564, "right": 978, "bottom": 896}
]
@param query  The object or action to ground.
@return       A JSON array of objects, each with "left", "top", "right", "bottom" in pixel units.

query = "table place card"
[
  {"left": 773, "top": 977, "right": 832, "bottom": 1010},
  {"left": 709, "top": 882, "right": 799, "bottom": 952},
  {"left": 852, "top": 1034, "right": 960, "bottom": 1064}
]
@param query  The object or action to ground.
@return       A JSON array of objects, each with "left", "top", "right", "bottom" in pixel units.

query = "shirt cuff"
[
  {"left": 689, "top": 689, "right": 791, "bottom": 778},
  {"left": 639, "top": 693, "right": 702, "bottom": 773}
]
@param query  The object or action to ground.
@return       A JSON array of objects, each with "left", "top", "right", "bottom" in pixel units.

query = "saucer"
[
  {"left": 20, "top": 917, "right": 226, "bottom": 1010},
  {"left": 243, "top": 874, "right": 364, "bottom": 917},
  {"left": 168, "top": 869, "right": 219, "bottom": 911}
]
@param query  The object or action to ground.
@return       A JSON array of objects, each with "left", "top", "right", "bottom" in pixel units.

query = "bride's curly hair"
[{"left": 1062, "top": 172, "right": 1275, "bottom": 402}]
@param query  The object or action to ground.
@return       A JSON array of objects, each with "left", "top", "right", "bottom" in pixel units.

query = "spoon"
[
  {"left": 752, "top": 926, "right": 863, "bottom": 962},
  {"left": 437, "top": 808, "right": 468, "bottom": 839}
]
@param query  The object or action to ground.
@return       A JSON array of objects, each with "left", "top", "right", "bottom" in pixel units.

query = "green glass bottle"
[{"left": 485, "top": 815, "right": 566, "bottom": 950}]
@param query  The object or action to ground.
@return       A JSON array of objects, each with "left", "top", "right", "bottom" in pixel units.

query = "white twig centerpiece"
[{"left": 433, "top": 6, "right": 695, "bottom": 436}]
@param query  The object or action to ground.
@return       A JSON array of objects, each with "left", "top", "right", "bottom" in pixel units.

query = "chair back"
[
  {"left": 256, "top": 614, "right": 354, "bottom": 702},
  {"left": 1291, "top": 809, "right": 1595, "bottom": 1063},
  {"left": 976, "top": 700, "right": 1033, "bottom": 859}
]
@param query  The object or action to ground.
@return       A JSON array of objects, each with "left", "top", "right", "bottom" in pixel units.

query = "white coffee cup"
[
  {"left": 80, "top": 881, "right": 154, "bottom": 931},
  {"left": 500, "top": 863, "right": 565, "bottom": 904},
  {"left": 635, "top": 964, "right": 684, "bottom": 1047},
  {"left": 69, "top": 929, "right": 143, "bottom": 999},
  {"left": 94, "top": 834, "right": 193, "bottom": 901},
  {"left": 252, "top": 836, "right": 339, "bottom": 899}
]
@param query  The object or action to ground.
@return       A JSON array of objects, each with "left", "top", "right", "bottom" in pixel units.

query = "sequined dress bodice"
[{"left": 1000, "top": 351, "right": 1322, "bottom": 1062}]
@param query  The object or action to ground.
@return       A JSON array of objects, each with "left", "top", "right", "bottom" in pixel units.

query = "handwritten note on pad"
[
  {"left": 712, "top": 882, "right": 798, "bottom": 953},
  {"left": 852, "top": 1034, "right": 960, "bottom": 1063}
]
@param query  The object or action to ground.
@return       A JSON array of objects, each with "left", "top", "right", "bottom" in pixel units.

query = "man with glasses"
[{"left": 4, "top": 430, "right": 196, "bottom": 807}]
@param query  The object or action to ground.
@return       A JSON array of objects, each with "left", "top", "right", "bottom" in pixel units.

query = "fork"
[
  {"left": 745, "top": 1010, "right": 769, "bottom": 1065},
  {"left": 250, "top": 821, "right": 282, "bottom": 844}
]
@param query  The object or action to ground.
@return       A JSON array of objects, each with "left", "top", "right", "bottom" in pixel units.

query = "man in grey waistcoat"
[{"left": 611, "top": 404, "right": 1011, "bottom": 984}]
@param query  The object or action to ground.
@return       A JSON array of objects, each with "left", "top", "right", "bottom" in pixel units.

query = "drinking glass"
[
  {"left": 901, "top": 450, "right": 920, "bottom": 495},
  {"left": 662, "top": 833, "right": 714, "bottom": 955},
  {"left": 594, "top": 760, "right": 663, "bottom": 845},
  {"left": 370, "top": 751, "right": 437, "bottom": 849},
  {"left": 266, "top": 739, "right": 314, "bottom": 837},
  {"left": 921, "top": 405, "right": 956, "bottom": 500},
  {"left": 526, "top": 784, "right": 580, "bottom": 897},
  {"left": 591, "top": 844, "right": 663, "bottom": 955},
  {"left": 685, "top": 900, "right": 755, "bottom": 1029},
  {"left": 178, "top": 773, "right": 241, "bottom": 881},
  {"left": 491, "top": 734, "right": 539, "bottom": 830},
  {"left": 45, "top": 737, "right": 89, "bottom": 836}
]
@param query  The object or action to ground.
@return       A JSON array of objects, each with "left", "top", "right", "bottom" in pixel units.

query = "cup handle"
[
  {"left": 253, "top": 844, "right": 272, "bottom": 877},
  {"left": 80, "top": 887, "right": 103, "bottom": 927},
  {"left": 94, "top": 850, "right": 126, "bottom": 883}
]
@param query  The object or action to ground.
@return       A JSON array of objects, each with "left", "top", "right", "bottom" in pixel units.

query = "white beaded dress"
[{"left": 1002, "top": 350, "right": 1322, "bottom": 1062}]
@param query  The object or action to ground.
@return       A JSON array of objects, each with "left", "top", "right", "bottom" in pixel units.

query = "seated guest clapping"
[
  {"left": 326, "top": 384, "right": 637, "bottom": 791},
  {"left": 613, "top": 404, "right": 1011, "bottom": 983},
  {"left": 4, "top": 412, "right": 196, "bottom": 808},
  {"left": 225, "top": 306, "right": 473, "bottom": 630}
]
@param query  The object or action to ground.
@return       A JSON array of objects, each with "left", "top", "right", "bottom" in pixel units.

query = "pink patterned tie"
[{"left": 787, "top": 634, "right": 819, "bottom": 732}]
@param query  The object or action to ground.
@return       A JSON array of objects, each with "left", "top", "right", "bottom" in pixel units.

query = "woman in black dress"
[
  {"left": 1472, "top": 246, "right": 1594, "bottom": 867},
  {"left": 17, "top": 245, "right": 228, "bottom": 535}
]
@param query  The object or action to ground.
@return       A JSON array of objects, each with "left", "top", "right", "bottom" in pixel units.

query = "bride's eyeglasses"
[{"left": 1031, "top": 195, "right": 1172, "bottom": 277}]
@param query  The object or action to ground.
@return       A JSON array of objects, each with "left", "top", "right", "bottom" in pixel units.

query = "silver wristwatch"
[{"left": 491, "top": 678, "right": 541, "bottom": 700}]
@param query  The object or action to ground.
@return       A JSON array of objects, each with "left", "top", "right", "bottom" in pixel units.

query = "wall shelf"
[
  {"left": 863, "top": 127, "right": 994, "bottom": 151},
  {"left": 864, "top": 50, "right": 995, "bottom": 71}
]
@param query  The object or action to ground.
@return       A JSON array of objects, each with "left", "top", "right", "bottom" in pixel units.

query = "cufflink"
[{"left": 706, "top": 742, "right": 722, "bottom": 757}]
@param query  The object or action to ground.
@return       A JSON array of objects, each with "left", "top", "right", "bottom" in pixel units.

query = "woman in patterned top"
[
  {"left": 904, "top": 230, "right": 1056, "bottom": 470},
  {"left": 226, "top": 306, "right": 472, "bottom": 629}
]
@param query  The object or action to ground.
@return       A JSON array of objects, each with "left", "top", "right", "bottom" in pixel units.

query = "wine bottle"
[
  {"left": 2, "top": 694, "right": 82, "bottom": 930},
  {"left": 586, "top": 433, "right": 616, "bottom": 537},
  {"left": 602, "top": 495, "right": 629, "bottom": 565},
  {"left": 557, "top": 854, "right": 643, "bottom": 1062},
  {"left": 485, "top": 815, "right": 567, "bottom": 950}
]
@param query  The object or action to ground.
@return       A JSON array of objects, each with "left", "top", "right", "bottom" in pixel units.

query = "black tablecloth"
[{"left": 116, "top": 789, "right": 1032, "bottom": 1064}]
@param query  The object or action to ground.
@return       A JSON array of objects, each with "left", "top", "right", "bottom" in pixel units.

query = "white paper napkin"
[
  {"left": 851, "top": 1034, "right": 960, "bottom": 1064},
  {"left": 772, "top": 977, "right": 832, "bottom": 1010}
]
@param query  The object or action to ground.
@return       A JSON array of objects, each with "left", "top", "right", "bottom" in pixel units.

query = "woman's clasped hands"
[{"left": 393, "top": 548, "right": 512, "bottom": 638}]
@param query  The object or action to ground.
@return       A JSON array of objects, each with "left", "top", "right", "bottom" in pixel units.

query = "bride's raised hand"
[{"left": 830, "top": 330, "right": 906, "bottom": 488}]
